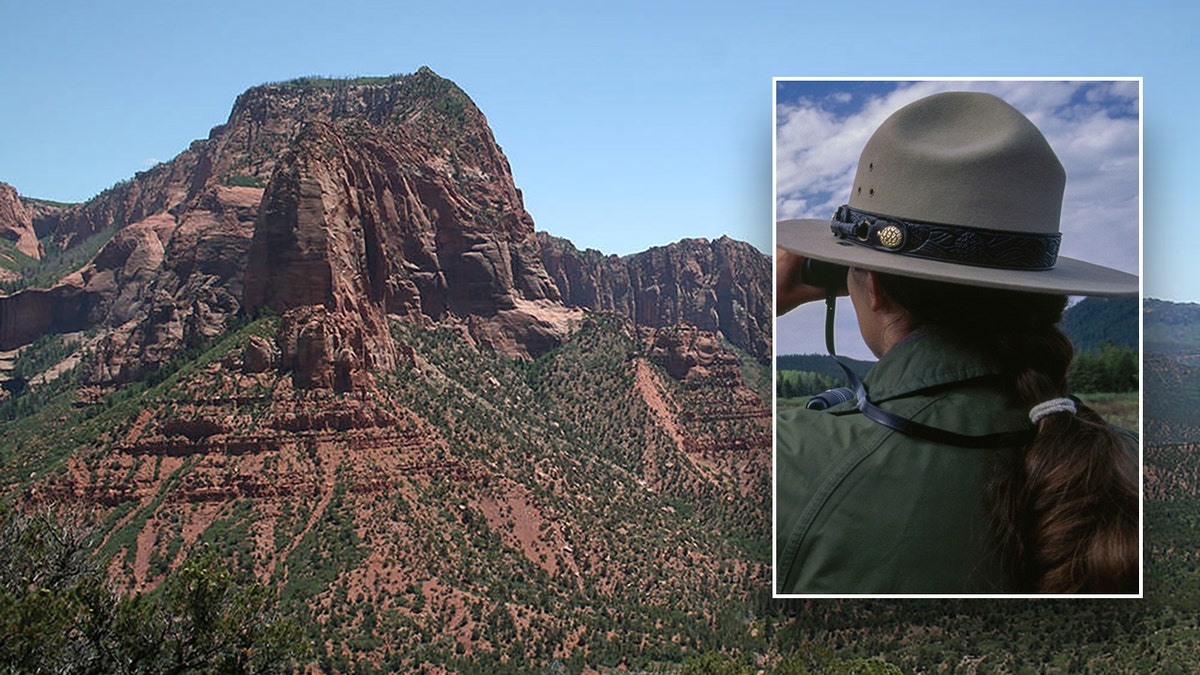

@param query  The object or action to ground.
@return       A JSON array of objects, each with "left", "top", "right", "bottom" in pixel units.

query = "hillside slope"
[{"left": 3, "top": 312, "right": 770, "bottom": 670}]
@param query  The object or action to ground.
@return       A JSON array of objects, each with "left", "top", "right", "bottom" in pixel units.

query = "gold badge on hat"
[{"left": 878, "top": 224, "right": 904, "bottom": 249}]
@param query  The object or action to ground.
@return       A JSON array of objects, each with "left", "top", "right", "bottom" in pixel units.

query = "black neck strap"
[{"left": 823, "top": 290, "right": 1035, "bottom": 450}]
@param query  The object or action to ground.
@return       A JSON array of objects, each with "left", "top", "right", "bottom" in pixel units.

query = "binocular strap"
[{"left": 822, "top": 291, "right": 1035, "bottom": 450}]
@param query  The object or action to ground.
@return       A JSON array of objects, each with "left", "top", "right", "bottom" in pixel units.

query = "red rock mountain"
[
  {"left": 0, "top": 69, "right": 767, "bottom": 385},
  {"left": 0, "top": 71, "right": 772, "bottom": 669},
  {"left": 0, "top": 182, "right": 43, "bottom": 264},
  {"left": 2, "top": 70, "right": 566, "bottom": 381}
]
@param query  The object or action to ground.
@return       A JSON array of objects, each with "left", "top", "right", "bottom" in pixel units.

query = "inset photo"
[{"left": 773, "top": 80, "right": 1141, "bottom": 597}]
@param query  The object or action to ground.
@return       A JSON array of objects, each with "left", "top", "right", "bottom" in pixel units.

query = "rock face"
[
  {"left": 0, "top": 69, "right": 768, "bottom": 387},
  {"left": 537, "top": 233, "right": 771, "bottom": 362},
  {"left": 0, "top": 182, "right": 43, "bottom": 261},
  {"left": 643, "top": 322, "right": 736, "bottom": 381},
  {"left": 0, "top": 284, "right": 95, "bottom": 348},
  {"left": 76, "top": 190, "right": 258, "bottom": 382},
  {"left": 0, "top": 70, "right": 578, "bottom": 381}
]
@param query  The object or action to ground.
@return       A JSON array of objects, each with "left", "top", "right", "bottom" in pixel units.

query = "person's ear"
[{"left": 855, "top": 268, "right": 890, "bottom": 313}]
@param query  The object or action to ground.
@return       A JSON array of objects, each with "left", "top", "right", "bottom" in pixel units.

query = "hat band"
[{"left": 831, "top": 205, "right": 1062, "bottom": 271}]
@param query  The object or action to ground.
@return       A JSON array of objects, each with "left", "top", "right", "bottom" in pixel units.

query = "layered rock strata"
[
  {"left": 0, "top": 182, "right": 42, "bottom": 261},
  {"left": 538, "top": 233, "right": 770, "bottom": 362},
  {"left": 0, "top": 70, "right": 582, "bottom": 382}
]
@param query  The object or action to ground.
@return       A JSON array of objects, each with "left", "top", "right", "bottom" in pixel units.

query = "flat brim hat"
[{"left": 777, "top": 91, "right": 1138, "bottom": 297}]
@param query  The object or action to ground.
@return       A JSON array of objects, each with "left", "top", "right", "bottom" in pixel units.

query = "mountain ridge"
[
  {"left": 0, "top": 69, "right": 769, "bottom": 388},
  {"left": 0, "top": 70, "right": 774, "bottom": 670},
  {"left": 537, "top": 231, "right": 770, "bottom": 363}
]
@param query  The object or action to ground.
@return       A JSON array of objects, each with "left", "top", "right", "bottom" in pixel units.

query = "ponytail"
[{"left": 876, "top": 273, "right": 1138, "bottom": 593}]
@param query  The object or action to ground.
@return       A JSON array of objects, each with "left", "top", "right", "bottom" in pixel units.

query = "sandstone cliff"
[
  {"left": 1, "top": 70, "right": 768, "bottom": 387},
  {"left": 0, "top": 70, "right": 579, "bottom": 381},
  {"left": 537, "top": 232, "right": 771, "bottom": 362},
  {"left": 0, "top": 182, "right": 43, "bottom": 264}
]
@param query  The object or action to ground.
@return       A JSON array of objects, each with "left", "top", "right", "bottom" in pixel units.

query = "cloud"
[{"left": 775, "top": 79, "right": 1140, "bottom": 275}]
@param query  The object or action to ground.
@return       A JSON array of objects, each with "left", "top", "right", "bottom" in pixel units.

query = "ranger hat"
[{"left": 777, "top": 91, "right": 1138, "bottom": 296}]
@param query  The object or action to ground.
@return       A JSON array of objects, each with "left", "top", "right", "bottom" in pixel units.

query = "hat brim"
[{"left": 778, "top": 219, "right": 1139, "bottom": 297}]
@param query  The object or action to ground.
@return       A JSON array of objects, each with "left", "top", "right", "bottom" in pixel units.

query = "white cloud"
[{"left": 775, "top": 79, "right": 1140, "bottom": 275}]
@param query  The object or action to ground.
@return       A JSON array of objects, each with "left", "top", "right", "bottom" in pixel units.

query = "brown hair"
[{"left": 876, "top": 272, "right": 1138, "bottom": 593}]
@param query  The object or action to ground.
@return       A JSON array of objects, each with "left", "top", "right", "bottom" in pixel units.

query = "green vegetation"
[
  {"left": 223, "top": 174, "right": 266, "bottom": 188},
  {"left": 729, "top": 338, "right": 772, "bottom": 403},
  {"left": 780, "top": 336, "right": 1136, "bottom": 404},
  {"left": 432, "top": 90, "right": 469, "bottom": 123},
  {"left": 0, "top": 239, "right": 38, "bottom": 272},
  {"left": 0, "top": 314, "right": 277, "bottom": 491},
  {"left": 0, "top": 332, "right": 85, "bottom": 422},
  {"left": 1060, "top": 296, "right": 1139, "bottom": 352},
  {"left": 372, "top": 315, "right": 776, "bottom": 670},
  {"left": 21, "top": 196, "right": 76, "bottom": 209},
  {"left": 0, "top": 300, "right": 1187, "bottom": 673},
  {"left": 775, "top": 354, "right": 873, "bottom": 382},
  {"left": 270, "top": 74, "right": 409, "bottom": 89},
  {"left": 0, "top": 221, "right": 122, "bottom": 294},
  {"left": 774, "top": 355, "right": 867, "bottom": 412},
  {"left": 280, "top": 481, "right": 365, "bottom": 606},
  {"left": 1147, "top": 298, "right": 1200, "bottom": 353},
  {"left": 1068, "top": 341, "right": 1138, "bottom": 393},
  {"left": 0, "top": 507, "right": 310, "bottom": 673},
  {"left": 8, "top": 332, "right": 78, "bottom": 382},
  {"left": 680, "top": 646, "right": 902, "bottom": 674},
  {"left": 776, "top": 369, "right": 837, "bottom": 400},
  {"left": 1077, "top": 391, "right": 1139, "bottom": 431}
]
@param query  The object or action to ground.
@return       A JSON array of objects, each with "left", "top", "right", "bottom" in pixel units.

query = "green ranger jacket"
[{"left": 776, "top": 330, "right": 1033, "bottom": 594}]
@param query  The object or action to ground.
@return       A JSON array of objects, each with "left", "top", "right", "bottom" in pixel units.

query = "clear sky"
[
  {"left": 0, "top": 1, "right": 1194, "bottom": 300},
  {"left": 775, "top": 80, "right": 1140, "bottom": 358}
]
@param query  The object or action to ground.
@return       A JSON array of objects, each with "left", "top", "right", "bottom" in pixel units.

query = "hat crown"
[{"left": 848, "top": 92, "right": 1065, "bottom": 234}]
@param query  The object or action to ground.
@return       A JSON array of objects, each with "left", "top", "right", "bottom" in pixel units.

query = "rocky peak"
[
  {"left": 235, "top": 73, "right": 568, "bottom": 375},
  {"left": 210, "top": 70, "right": 507, "bottom": 193},
  {"left": 0, "top": 70, "right": 575, "bottom": 383},
  {"left": 1, "top": 70, "right": 766, "bottom": 390},
  {"left": 0, "top": 182, "right": 43, "bottom": 263}
]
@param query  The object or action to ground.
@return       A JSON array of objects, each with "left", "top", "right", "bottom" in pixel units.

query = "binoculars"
[{"left": 799, "top": 258, "right": 848, "bottom": 292}]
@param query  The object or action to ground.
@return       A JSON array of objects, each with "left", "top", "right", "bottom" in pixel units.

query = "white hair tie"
[{"left": 1029, "top": 397, "right": 1077, "bottom": 424}]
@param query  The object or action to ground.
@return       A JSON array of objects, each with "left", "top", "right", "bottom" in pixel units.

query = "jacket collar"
[{"left": 863, "top": 328, "right": 1007, "bottom": 403}]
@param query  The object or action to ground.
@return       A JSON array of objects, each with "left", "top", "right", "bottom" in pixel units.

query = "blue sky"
[
  {"left": 775, "top": 80, "right": 1140, "bottom": 358},
  {"left": 0, "top": 1, "right": 1195, "bottom": 303}
]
